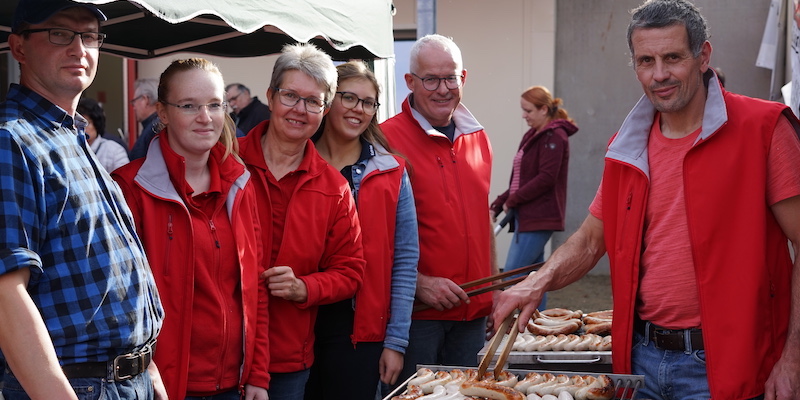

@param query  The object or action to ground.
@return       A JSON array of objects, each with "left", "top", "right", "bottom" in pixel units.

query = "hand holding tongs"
[
  {"left": 477, "top": 312, "right": 519, "bottom": 381},
  {"left": 412, "top": 263, "right": 543, "bottom": 313}
]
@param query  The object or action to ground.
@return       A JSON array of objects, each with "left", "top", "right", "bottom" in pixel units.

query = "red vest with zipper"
[
  {"left": 602, "top": 87, "right": 795, "bottom": 399},
  {"left": 351, "top": 155, "right": 403, "bottom": 342},
  {"left": 382, "top": 97, "right": 493, "bottom": 321}
]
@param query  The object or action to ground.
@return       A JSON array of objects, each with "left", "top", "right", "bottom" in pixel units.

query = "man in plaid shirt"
[{"left": 0, "top": 1, "right": 164, "bottom": 399}]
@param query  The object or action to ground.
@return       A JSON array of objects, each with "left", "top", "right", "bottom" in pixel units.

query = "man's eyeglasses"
[
  {"left": 336, "top": 92, "right": 379, "bottom": 115},
  {"left": 227, "top": 92, "right": 243, "bottom": 102},
  {"left": 272, "top": 88, "right": 325, "bottom": 114},
  {"left": 129, "top": 96, "right": 144, "bottom": 105},
  {"left": 21, "top": 28, "right": 106, "bottom": 48},
  {"left": 160, "top": 101, "right": 227, "bottom": 115},
  {"left": 410, "top": 73, "right": 463, "bottom": 91}
]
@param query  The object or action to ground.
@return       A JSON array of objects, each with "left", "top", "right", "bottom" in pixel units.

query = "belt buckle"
[
  {"left": 653, "top": 329, "right": 683, "bottom": 350},
  {"left": 113, "top": 353, "right": 139, "bottom": 381},
  {"left": 653, "top": 331, "right": 666, "bottom": 349},
  {"left": 113, "top": 344, "right": 150, "bottom": 381}
]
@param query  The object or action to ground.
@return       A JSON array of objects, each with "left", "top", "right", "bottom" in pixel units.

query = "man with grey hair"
[
  {"left": 225, "top": 83, "right": 271, "bottom": 135},
  {"left": 128, "top": 78, "right": 160, "bottom": 160},
  {"left": 492, "top": 0, "right": 800, "bottom": 398},
  {"left": 381, "top": 34, "right": 497, "bottom": 389}
]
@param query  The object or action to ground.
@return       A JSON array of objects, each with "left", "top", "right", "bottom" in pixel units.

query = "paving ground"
[{"left": 545, "top": 274, "right": 613, "bottom": 313}]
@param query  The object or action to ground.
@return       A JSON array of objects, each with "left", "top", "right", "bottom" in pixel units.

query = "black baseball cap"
[{"left": 12, "top": 0, "right": 107, "bottom": 33}]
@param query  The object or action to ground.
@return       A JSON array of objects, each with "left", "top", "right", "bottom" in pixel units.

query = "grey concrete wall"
[{"left": 554, "top": 0, "right": 773, "bottom": 273}]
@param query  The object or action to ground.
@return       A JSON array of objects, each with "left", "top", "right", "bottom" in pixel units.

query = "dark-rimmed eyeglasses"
[
  {"left": 410, "top": 73, "right": 463, "bottom": 91},
  {"left": 336, "top": 92, "right": 379, "bottom": 115},
  {"left": 21, "top": 28, "right": 106, "bottom": 48},
  {"left": 226, "top": 92, "right": 243, "bottom": 102},
  {"left": 272, "top": 88, "right": 325, "bottom": 114},
  {"left": 160, "top": 100, "right": 227, "bottom": 115}
]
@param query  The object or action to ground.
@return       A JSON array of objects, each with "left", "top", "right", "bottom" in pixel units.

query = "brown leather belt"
[
  {"left": 61, "top": 344, "right": 153, "bottom": 381},
  {"left": 634, "top": 318, "right": 704, "bottom": 351}
]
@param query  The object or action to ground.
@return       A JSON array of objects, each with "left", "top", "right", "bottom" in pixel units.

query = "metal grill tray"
[
  {"left": 393, "top": 364, "right": 644, "bottom": 400},
  {"left": 478, "top": 341, "right": 613, "bottom": 365}
]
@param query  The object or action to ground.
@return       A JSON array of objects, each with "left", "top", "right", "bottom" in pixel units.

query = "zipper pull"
[
  {"left": 209, "top": 220, "right": 220, "bottom": 248},
  {"left": 167, "top": 215, "right": 173, "bottom": 240}
]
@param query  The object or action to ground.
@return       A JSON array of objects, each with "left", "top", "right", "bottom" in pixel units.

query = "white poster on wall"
[{"left": 757, "top": 0, "right": 782, "bottom": 70}]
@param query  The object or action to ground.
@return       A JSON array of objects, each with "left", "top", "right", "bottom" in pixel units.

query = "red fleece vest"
[{"left": 602, "top": 92, "right": 795, "bottom": 399}]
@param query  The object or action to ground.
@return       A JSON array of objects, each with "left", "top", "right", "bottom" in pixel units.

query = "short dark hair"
[
  {"left": 627, "top": 0, "right": 709, "bottom": 60},
  {"left": 225, "top": 83, "right": 250, "bottom": 95},
  {"left": 77, "top": 97, "right": 106, "bottom": 136}
]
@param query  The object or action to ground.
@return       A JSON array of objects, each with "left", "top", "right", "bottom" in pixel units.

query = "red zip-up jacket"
[
  {"left": 112, "top": 134, "right": 270, "bottom": 399},
  {"left": 239, "top": 121, "right": 366, "bottom": 373},
  {"left": 382, "top": 96, "right": 494, "bottom": 321},
  {"left": 601, "top": 74, "right": 797, "bottom": 399}
]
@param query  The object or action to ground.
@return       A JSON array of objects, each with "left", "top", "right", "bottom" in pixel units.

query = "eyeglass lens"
[
  {"left": 338, "top": 92, "right": 378, "bottom": 115},
  {"left": 413, "top": 73, "right": 462, "bottom": 91},
  {"left": 35, "top": 28, "right": 105, "bottom": 48},
  {"left": 275, "top": 88, "right": 325, "bottom": 114},
  {"left": 163, "top": 101, "right": 227, "bottom": 115}
]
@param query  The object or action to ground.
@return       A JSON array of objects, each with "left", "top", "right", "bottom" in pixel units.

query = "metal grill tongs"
[
  {"left": 413, "top": 263, "right": 543, "bottom": 313},
  {"left": 477, "top": 312, "right": 520, "bottom": 381}
]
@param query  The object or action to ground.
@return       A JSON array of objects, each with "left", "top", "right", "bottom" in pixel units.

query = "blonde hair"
[{"left": 158, "top": 57, "right": 239, "bottom": 161}]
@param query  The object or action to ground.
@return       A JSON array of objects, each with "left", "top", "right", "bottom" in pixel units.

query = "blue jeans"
[
  {"left": 268, "top": 369, "right": 310, "bottom": 400},
  {"left": 396, "top": 318, "right": 486, "bottom": 392},
  {"left": 185, "top": 389, "right": 241, "bottom": 400},
  {"left": 504, "top": 229, "right": 553, "bottom": 309},
  {"left": 631, "top": 331, "right": 710, "bottom": 400},
  {"left": 2, "top": 369, "right": 153, "bottom": 400}
]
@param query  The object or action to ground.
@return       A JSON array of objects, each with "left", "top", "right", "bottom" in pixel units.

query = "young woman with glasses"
[
  {"left": 305, "top": 61, "right": 419, "bottom": 400},
  {"left": 237, "top": 44, "right": 366, "bottom": 400},
  {"left": 112, "top": 58, "right": 269, "bottom": 400}
]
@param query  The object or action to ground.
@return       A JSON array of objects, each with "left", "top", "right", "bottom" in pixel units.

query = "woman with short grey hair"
[{"left": 238, "top": 43, "right": 366, "bottom": 400}]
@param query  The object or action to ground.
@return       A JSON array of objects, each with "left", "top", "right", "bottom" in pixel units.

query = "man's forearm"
[
  {"left": 784, "top": 241, "right": 800, "bottom": 357},
  {"left": 537, "top": 214, "right": 606, "bottom": 293}
]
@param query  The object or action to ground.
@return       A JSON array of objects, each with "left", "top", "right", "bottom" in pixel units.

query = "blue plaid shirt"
[{"left": 0, "top": 84, "right": 163, "bottom": 364}]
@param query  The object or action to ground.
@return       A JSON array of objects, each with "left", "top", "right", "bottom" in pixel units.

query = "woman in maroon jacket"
[
  {"left": 112, "top": 58, "right": 269, "bottom": 400},
  {"left": 490, "top": 86, "right": 578, "bottom": 309}
]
